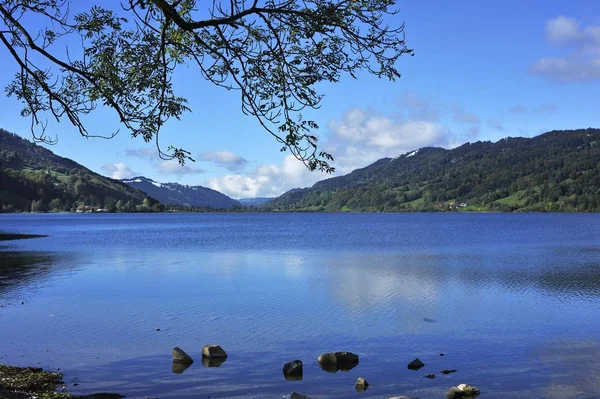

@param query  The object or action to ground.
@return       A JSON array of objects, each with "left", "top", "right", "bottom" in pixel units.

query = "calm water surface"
[{"left": 1, "top": 213, "right": 599, "bottom": 398}]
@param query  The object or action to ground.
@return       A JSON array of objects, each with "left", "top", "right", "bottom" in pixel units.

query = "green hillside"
[
  {"left": 0, "top": 128, "right": 160, "bottom": 212},
  {"left": 265, "top": 129, "right": 600, "bottom": 212}
]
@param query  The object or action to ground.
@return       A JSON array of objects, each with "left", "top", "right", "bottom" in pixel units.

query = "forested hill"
[
  {"left": 265, "top": 129, "right": 600, "bottom": 212},
  {"left": 0, "top": 129, "right": 159, "bottom": 212}
]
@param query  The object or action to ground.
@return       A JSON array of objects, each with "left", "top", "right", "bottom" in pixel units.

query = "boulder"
[
  {"left": 355, "top": 377, "right": 369, "bottom": 392},
  {"left": 446, "top": 384, "right": 480, "bottom": 399},
  {"left": 407, "top": 358, "right": 425, "bottom": 370},
  {"left": 425, "top": 373, "right": 435, "bottom": 379},
  {"left": 172, "top": 347, "right": 194, "bottom": 364},
  {"left": 440, "top": 369, "right": 457, "bottom": 375},
  {"left": 290, "top": 393, "right": 310, "bottom": 399},
  {"left": 335, "top": 351, "right": 359, "bottom": 365},
  {"left": 202, "top": 344, "right": 227, "bottom": 358},
  {"left": 283, "top": 360, "right": 303, "bottom": 380},
  {"left": 317, "top": 352, "right": 337, "bottom": 366},
  {"left": 446, "top": 387, "right": 462, "bottom": 399},
  {"left": 457, "top": 384, "right": 480, "bottom": 395}
]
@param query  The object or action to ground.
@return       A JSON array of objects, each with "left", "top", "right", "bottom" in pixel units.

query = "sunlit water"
[{"left": 1, "top": 213, "right": 599, "bottom": 398}]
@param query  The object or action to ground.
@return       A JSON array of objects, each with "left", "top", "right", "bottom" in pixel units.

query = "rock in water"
[
  {"left": 202, "top": 344, "right": 227, "bottom": 358},
  {"left": 457, "top": 384, "right": 480, "bottom": 395},
  {"left": 446, "top": 383, "right": 480, "bottom": 399},
  {"left": 355, "top": 377, "right": 369, "bottom": 392},
  {"left": 335, "top": 351, "right": 359, "bottom": 366},
  {"left": 407, "top": 358, "right": 425, "bottom": 370},
  {"left": 290, "top": 393, "right": 310, "bottom": 399},
  {"left": 318, "top": 351, "right": 359, "bottom": 372},
  {"left": 172, "top": 347, "right": 194, "bottom": 364},
  {"left": 283, "top": 360, "right": 303, "bottom": 380},
  {"left": 317, "top": 352, "right": 337, "bottom": 366},
  {"left": 441, "top": 369, "right": 457, "bottom": 374},
  {"left": 425, "top": 373, "right": 436, "bottom": 379}
]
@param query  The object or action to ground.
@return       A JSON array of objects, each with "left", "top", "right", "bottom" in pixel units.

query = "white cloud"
[
  {"left": 208, "top": 154, "right": 320, "bottom": 198},
  {"left": 200, "top": 151, "right": 248, "bottom": 171},
  {"left": 208, "top": 104, "right": 477, "bottom": 198},
  {"left": 101, "top": 163, "right": 138, "bottom": 179},
  {"left": 530, "top": 57, "right": 600, "bottom": 82},
  {"left": 157, "top": 160, "right": 204, "bottom": 176},
  {"left": 546, "top": 16, "right": 581, "bottom": 44},
  {"left": 325, "top": 107, "right": 457, "bottom": 174},
  {"left": 530, "top": 16, "right": 600, "bottom": 82}
]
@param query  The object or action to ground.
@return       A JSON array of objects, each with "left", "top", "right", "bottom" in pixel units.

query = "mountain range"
[
  {"left": 265, "top": 128, "right": 600, "bottom": 212},
  {"left": 2, "top": 127, "right": 600, "bottom": 212},
  {"left": 121, "top": 176, "right": 239, "bottom": 209}
]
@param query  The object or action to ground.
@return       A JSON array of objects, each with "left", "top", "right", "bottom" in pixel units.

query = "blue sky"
[{"left": 1, "top": 0, "right": 599, "bottom": 198}]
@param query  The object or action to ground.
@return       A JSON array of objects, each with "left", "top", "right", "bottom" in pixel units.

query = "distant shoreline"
[{"left": 0, "top": 233, "right": 48, "bottom": 241}]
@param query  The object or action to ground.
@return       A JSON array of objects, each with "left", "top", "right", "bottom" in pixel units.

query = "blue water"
[{"left": 1, "top": 213, "right": 599, "bottom": 398}]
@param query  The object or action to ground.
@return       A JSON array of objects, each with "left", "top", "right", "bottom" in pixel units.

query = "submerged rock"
[
  {"left": 407, "top": 358, "right": 425, "bottom": 370},
  {"left": 355, "top": 377, "right": 369, "bottom": 392},
  {"left": 172, "top": 347, "right": 194, "bottom": 364},
  {"left": 446, "top": 383, "right": 480, "bottom": 399},
  {"left": 425, "top": 373, "right": 436, "bottom": 379},
  {"left": 290, "top": 393, "right": 310, "bottom": 399},
  {"left": 283, "top": 360, "right": 303, "bottom": 380},
  {"left": 440, "top": 369, "right": 457, "bottom": 374},
  {"left": 202, "top": 344, "right": 227, "bottom": 358}
]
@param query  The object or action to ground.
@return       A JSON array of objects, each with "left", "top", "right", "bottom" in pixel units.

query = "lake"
[{"left": 1, "top": 213, "right": 599, "bottom": 398}]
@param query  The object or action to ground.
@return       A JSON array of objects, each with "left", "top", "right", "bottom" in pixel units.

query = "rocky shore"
[
  {"left": 2, "top": 346, "right": 481, "bottom": 399},
  {"left": 0, "top": 364, "right": 122, "bottom": 399}
]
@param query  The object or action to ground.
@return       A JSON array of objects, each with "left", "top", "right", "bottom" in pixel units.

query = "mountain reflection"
[{"left": 0, "top": 251, "right": 61, "bottom": 297}]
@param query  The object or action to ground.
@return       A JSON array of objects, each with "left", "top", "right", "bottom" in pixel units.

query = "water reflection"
[
  {"left": 325, "top": 252, "right": 600, "bottom": 314},
  {"left": 0, "top": 251, "right": 60, "bottom": 296},
  {"left": 171, "top": 362, "right": 192, "bottom": 374},
  {"left": 202, "top": 356, "right": 227, "bottom": 368}
]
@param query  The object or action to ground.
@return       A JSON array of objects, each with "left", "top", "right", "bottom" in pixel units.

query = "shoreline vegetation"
[{"left": 1, "top": 207, "right": 599, "bottom": 214}]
